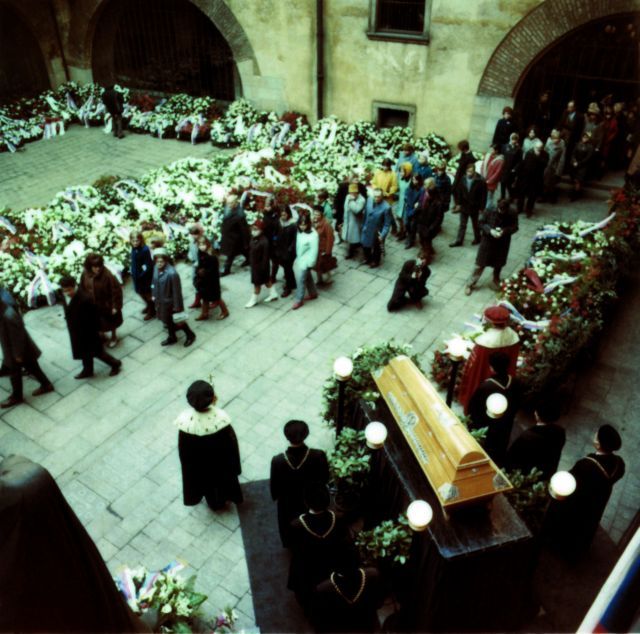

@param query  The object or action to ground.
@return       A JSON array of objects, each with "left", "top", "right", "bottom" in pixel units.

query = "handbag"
[
  {"left": 172, "top": 310, "right": 189, "bottom": 324},
  {"left": 319, "top": 254, "right": 338, "bottom": 273}
]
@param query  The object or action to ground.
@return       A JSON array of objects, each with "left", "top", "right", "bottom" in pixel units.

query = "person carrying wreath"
[
  {"left": 175, "top": 380, "right": 243, "bottom": 511},
  {"left": 270, "top": 420, "right": 329, "bottom": 547},
  {"left": 80, "top": 253, "right": 123, "bottom": 348},
  {"left": 287, "top": 481, "right": 348, "bottom": 606},
  {"left": 194, "top": 236, "right": 229, "bottom": 321},
  {"left": 59, "top": 276, "right": 122, "bottom": 379}
]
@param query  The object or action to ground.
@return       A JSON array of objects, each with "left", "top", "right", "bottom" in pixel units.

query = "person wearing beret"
[
  {"left": 309, "top": 547, "right": 384, "bottom": 633},
  {"left": 270, "top": 420, "right": 330, "bottom": 547},
  {"left": 545, "top": 424, "right": 625, "bottom": 560},
  {"left": 504, "top": 400, "right": 566, "bottom": 481},
  {"left": 458, "top": 306, "right": 520, "bottom": 415},
  {"left": 468, "top": 351, "right": 521, "bottom": 466},
  {"left": 287, "top": 482, "right": 348, "bottom": 607},
  {"left": 174, "top": 380, "right": 243, "bottom": 510}
]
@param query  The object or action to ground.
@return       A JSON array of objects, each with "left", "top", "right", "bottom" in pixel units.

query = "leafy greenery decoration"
[{"left": 355, "top": 515, "right": 413, "bottom": 566}]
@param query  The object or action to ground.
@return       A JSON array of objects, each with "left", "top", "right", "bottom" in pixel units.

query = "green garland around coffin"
[{"left": 430, "top": 185, "right": 640, "bottom": 401}]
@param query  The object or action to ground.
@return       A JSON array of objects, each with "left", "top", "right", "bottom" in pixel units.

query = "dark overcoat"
[
  {"left": 456, "top": 175, "right": 487, "bottom": 214},
  {"left": 152, "top": 264, "right": 184, "bottom": 322},
  {"left": 178, "top": 425, "right": 243, "bottom": 508},
  {"left": 517, "top": 149, "right": 549, "bottom": 197},
  {"left": 80, "top": 268, "right": 123, "bottom": 331},
  {"left": 492, "top": 118, "right": 516, "bottom": 148},
  {"left": 275, "top": 222, "right": 297, "bottom": 264},
  {"left": 195, "top": 251, "right": 221, "bottom": 302},
  {"left": 249, "top": 234, "right": 270, "bottom": 286},
  {"left": 270, "top": 445, "right": 330, "bottom": 547},
  {"left": 0, "top": 303, "right": 41, "bottom": 369},
  {"left": 570, "top": 142, "right": 595, "bottom": 182},
  {"left": 545, "top": 452, "right": 625, "bottom": 558},
  {"left": 387, "top": 260, "right": 430, "bottom": 312},
  {"left": 452, "top": 151, "right": 477, "bottom": 193},
  {"left": 63, "top": 290, "right": 103, "bottom": 360},
  {"left": 475, "top": 206, "right": 519, "bottom": 268},
  {"left": 220, "top": 206, "right": 249, "bottom": 258},
  {"left": 130, "top": 245, "right": 153, "bottom": 294},
  {"left": 504, "top": 424, "right": 566, "bottom": 481}
]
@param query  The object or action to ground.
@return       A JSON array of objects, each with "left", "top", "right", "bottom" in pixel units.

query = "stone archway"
[
  {"left": 469, "top": 0, "right": 640, "bottom": 148},
  {"left": 66, "top": 0, "right": 269, "bottom": 102}
]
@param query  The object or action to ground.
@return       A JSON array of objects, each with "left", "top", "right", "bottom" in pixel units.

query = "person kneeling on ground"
[
  {"left": 387, "top": 253, "right": 431, "bottom": 312},
  {"left": 59, "top": 275, "right": 122, "bottom": 379}
]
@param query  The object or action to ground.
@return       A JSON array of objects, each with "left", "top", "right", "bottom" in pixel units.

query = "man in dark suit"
[
  {"left": 270, "top": 420, "right": 329, "bottom": 547},
  {"left": 557, "top": 100, "right": 584, "bottom": 169},
  {"left": 59, "top": 276, "right": 122, "bottom": 379},
  {"left": 450, "top": 163, "right": 487, "bottom": 247},
  {"left": 101, "top": 84, "right": 124, "bottom": 139},
  {"left": 451, "top": 140, "right": 477, "bottom": 213},
  {"left": 501, "top": 133, "right": 522, "bottom": 200},
  {"left": 504, "top": 400, "right": 565, "bottom": 481}
]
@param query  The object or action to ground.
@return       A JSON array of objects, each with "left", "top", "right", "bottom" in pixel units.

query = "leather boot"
[
  {"left": 217, "top": 300, "right": 230, "bottom": 320},
  {"left": 195, "top": 303, "right": 209, "bottom": 321},
  {"left": 188, "top": 292, "right": 201, "bottom": 309}
]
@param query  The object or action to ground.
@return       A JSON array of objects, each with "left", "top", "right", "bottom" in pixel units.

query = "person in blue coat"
[
  {"left": 129, "top": 230, "right": 155, "bottom": 319},
  {"left": 361, "top": 189, "right": 392, "bottom": 268}
]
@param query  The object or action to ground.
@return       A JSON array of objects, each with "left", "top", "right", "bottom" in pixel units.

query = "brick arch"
[
  {"left": 478, "top": 0, "right": 640, "bottom": 97},
  {"left": 66, "top": 0, "right": 260, "bottom": 82}
]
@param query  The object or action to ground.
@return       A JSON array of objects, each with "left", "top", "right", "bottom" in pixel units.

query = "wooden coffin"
[{"left": 372, "top": 355, "right": 512, "bottom": 509}]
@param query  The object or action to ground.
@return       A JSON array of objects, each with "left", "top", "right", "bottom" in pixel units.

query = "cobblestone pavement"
[{"left": 0, "top": 128, "right": 635, "bottom": 628}]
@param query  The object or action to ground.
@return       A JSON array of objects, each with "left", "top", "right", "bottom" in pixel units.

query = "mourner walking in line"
[
  {"left": 129, "top": 231, "right": 155, "bottom": 320},
  {"left": 59, "top": 276, "right": 122, "bottom": 379},
  {"left": 464, "top": 199, "right": 518, "bottom": 295},
  {"left": 220, "top": 194, "right": 250, "bottom": 276},
  {"left": 175, "top": 380, "right": 243, "bottom": 511},
  {"left": 0, "top": 291, "right": 54, "bottom": 408},
  {"left": 194, "top": 236, "right": 229, "bottom": 321},
  {"left": 313, "top": 206, "right": 336, "bottom": 286},
  {"left": 187, "top": 223, "right": 207, "bottom": 309},
  {"left": 80, "top": 253, "right": 123, "bottom": 348},
  {"left": 151, "top": 248, "right": 196, "bottom": 347},
  {"left": 275, "top": 207, "right": 297, "bottom": 298},
  {"left": 270, "top": 420, "right": 330, "bottom": 547},
  {"left": 246, "top": 220, "right": 278, "bottom": 308},
  {"left": 361, "top": 189, "right": 392, "bottom": 268},
  {"left": 342, "top": 183, "right": 366, "bottom": 258},
  {"left": 292, "top": 213, "right": 319, "bottom": 310}
]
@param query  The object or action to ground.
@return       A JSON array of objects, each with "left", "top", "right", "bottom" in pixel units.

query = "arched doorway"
[
  {"left": 0, "top": 4, "right": 50, "bottom": 103},
  {"left": 92, "top": 0, "right": 237, "bottom": 99},
  {"left": 515, "top": 13, "right": 640, "bottom": 127}
]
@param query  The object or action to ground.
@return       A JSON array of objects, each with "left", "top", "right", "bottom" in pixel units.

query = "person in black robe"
[
  {"left": 387, "top": 257, "right": 430, "bottom": 312},
  {"left": 288, "top": 482, "right": 348, "bottom": 606},
  {"left": 492, "top": 106, "right": 516, "bottom": 149},
  {"left": 270, "top": 420, "right": 330, "bottom": 547},
  {"left": 309, "top": 548, "right": 384, "bottom": 633},
  {"left": 468, "top": 352, "right": 521, "bottom": 466},
  {"left": 194, "top": 237, "right": 229, "bottom": 321},
  {"left": 102, "top": 84, "right": 124, "bottom": 138},
  {"left": 175, "top": 380, "right": 243, "bottom": 510},
  {"left": 0, "top": 455, "right": 145, "bottom": 632},
  {"left": 544, "top": 425, "right": 625, "bottom": 560},
  {"left": 59, "top": 276, "right": 122, "bottom": 378},
  {"left": 504, "top": 400, "right": 566, "bottom": 480}
]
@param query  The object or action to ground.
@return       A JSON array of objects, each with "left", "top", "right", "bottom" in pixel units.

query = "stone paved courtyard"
[{"left": 0, "top": 128, "right": 637, "bottom": 629}]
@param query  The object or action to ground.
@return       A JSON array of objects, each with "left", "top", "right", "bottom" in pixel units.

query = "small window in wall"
[
  {"left": 374, "top": 102, "right": 416, "bottom": 129},
  {"left": 367, "top": 0, "right": 431, "bottom": 44}
]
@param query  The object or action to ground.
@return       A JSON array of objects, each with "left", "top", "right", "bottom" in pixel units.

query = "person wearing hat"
[
  {"left": 287, "top": 481, "right": 347, "bottom": 606},
  {"left": 583, "top": 102, "right": 605, "bottom": 179},
  {"left": 334, "top": 174, "right": 367, "bottom": 243},
  {"left": 545, "top": 424, "right": 625, "bottom": 560},
  {"left": 342, "top": 182, "right": 366, "bottom": 259},
  {"left": 270, "top": 420, "right": 330, "bottom": 547},
  {"left": 457, "top": 305, "right": 520, "bottom": 414},
  {"left": 492, "top": 106, "right": 516, "bottom": 149},
  {"left": 505, "top": 399, "right": 566, "bottom": 481},
  {"left": 464, "top": 198, "right": 518, "bottom": 295},
  {"left": 468, "top": 352, "right": 521, "bottom": 466},
  {"left": 151, "top": 248, "right": 196, "bottom": 347},
  {"left": 245, "top": 219, "right": 278, "bottom": 308},
  {"left": 569, "top": 131, "right": 595, "bottom": 201},
  {"left": 175, "top": 380, "right": 243, "bottom": 510},
  {"left": 309, "top": 547, "right": 384, "bottom": 633}
]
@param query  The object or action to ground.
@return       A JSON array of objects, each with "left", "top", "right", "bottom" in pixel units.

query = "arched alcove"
[
  {"left": 0, "top": 3, "right": 50, "bottom": 103},
  {"left": 92, "top": 0, "right": 239, "bottom": 99},
  {"left": 515, "top": 13, "right": 640, "bottom": 127}
]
